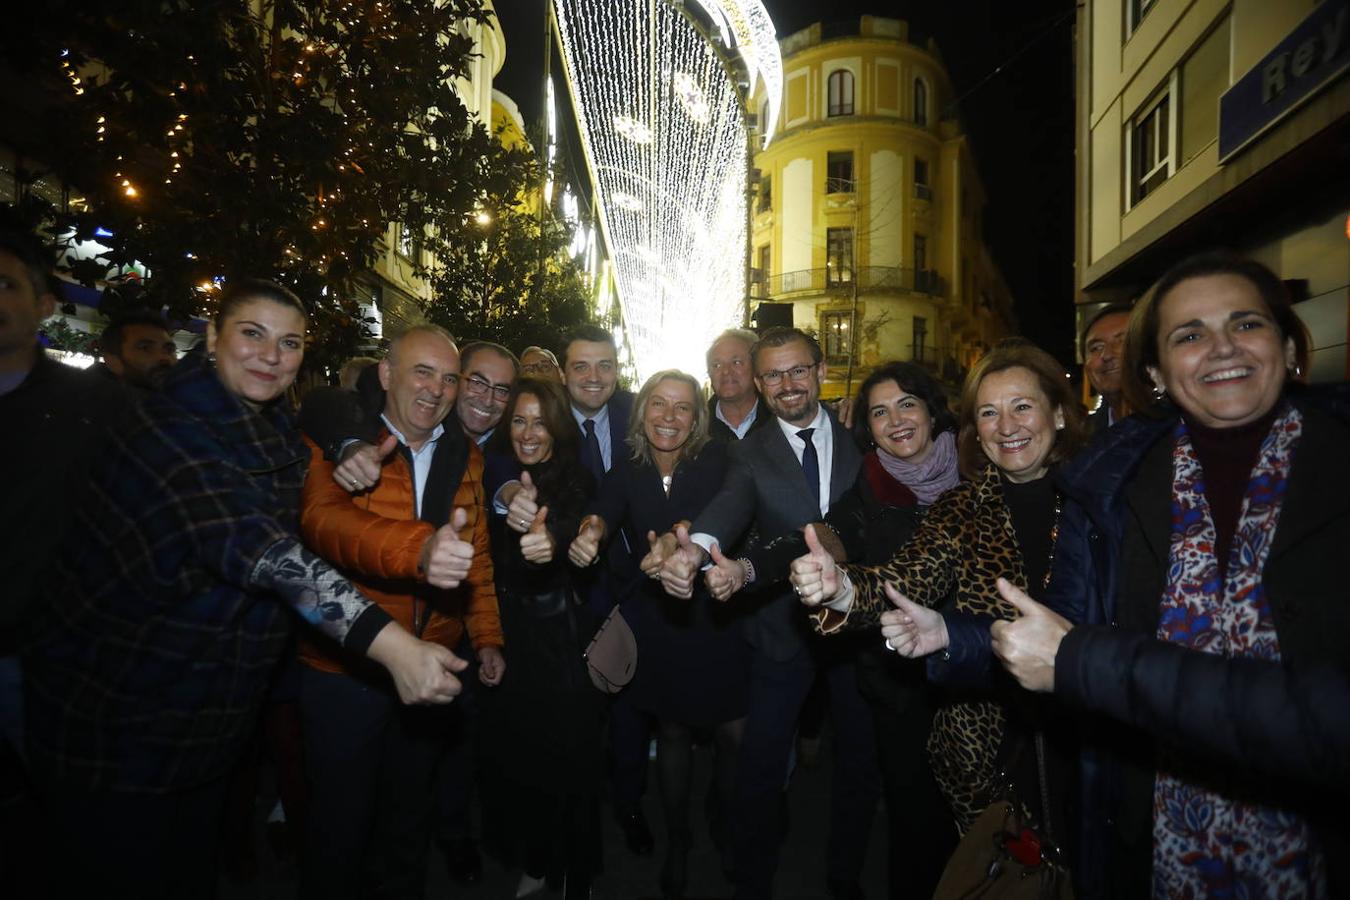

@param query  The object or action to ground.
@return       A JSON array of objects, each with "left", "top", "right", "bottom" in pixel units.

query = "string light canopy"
[{"left": 552, "top": 0, "right": 782, "bottom": 380}]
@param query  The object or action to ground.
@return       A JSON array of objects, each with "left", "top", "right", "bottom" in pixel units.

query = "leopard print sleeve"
[{"left": 810, "top": 482, "right": 975, "bottom": 634}]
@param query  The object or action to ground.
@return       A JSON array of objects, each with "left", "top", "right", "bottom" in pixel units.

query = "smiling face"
[
  {"left": 754, "top": 338, "right": 824, "bottom": 426},
  {"left": 564, "top": 338, "right": 618, "bottom": 416},
  {"left": 207, "top": 297, "right": 305, "bottom": 406},
  {"left": 708, "top": 335, "right": 755, "bottom": 406},
  {"left": 1148, "top": 273, "right": 1295, "bottom": 430},
  {"left": 509, "top": 392, "right": 554, "bottom": 465},
  {"left": 974, "top": 366, "right": 1064, "bottom": 483},
  {"left": 643, "top": 376, "right": 697, "bottom": 460},
  {"left": 456, "top": 347, "right": 515, "bottom": 440},
  {"left": 866, "top": 379, "right": 936, "bottom": 463},
  {"left": 379, "top": 330, "right": 459, "bottom": 447},
  {"left": 1084, "top": 311, "right": 1128, "bottom": 401}
]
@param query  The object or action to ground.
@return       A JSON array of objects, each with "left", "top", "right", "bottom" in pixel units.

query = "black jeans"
[{"left": 299, "top": 666, "right": 449, "bottom": 900}]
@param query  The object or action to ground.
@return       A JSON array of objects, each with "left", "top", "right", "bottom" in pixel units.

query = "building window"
[
  {"left": 825, "top": 151, "right": 854, "bottom": 193},
  {"left": 398, "top": 223, "right": 419, "bottom": 260},
  {"left": 821, "top": 310, "right": 852, "bottom": 363},
  {"left": 913, "top": 78, "right": 928, "bottom": 126},
  {"left": 1128, "top": 0, "right": 1157, "bottom": 36},
  {"left": 913, "top": 234, "right": 929, "bottom": 291},
  {"left": 758, "top": 174, "right": 772, "bottom": 212},
  {"left": 914, "top": 158, "right": 931, "bottom": 201},
  {"left": 912, "top": 315, "right": 927, "bottom": 362},
  {"left": 827, "top": 70, "right": 855, "bottom": 117},
  {"left": 1128, "top": 75, "right": 1176, "bottom": 207},
  {"left": 752, "top": 245, "right": 770, "bottom": 298},
  {"left": 826, "top": 227, "right": 853, "bottom": 286}
]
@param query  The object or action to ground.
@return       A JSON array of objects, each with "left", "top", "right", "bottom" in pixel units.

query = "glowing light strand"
[{"left": 553, "top": 0, "right": 777, "bottom": 380}]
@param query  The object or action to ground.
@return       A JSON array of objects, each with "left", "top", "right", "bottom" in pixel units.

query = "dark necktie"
[
  {"left": 797, "top": 427, "right": 820, "bottom": 509},
  {"left": 581, "top": 418, "right": 604, "bottom": 480}
]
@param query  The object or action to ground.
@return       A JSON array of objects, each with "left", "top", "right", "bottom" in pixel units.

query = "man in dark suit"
[
  {"left": 706, "top": 327, "right": 771, "bottom": 443},
  {"left": 657, "top": 327, "right": 862, "bottom": 899},
  {"left": 1083, "top": 304, "right": 1131, "bottom": 435}
]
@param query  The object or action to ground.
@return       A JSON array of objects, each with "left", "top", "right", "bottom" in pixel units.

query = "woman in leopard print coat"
[{"left": 791, "top": 339, "right": 1089, "bottom": 835}]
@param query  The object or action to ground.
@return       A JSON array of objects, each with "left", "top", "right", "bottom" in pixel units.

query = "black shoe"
[
  {"left": 442, "top": 836, "right": 482, "bottom": 885},
  {"left": 619, "top": 810, "right": 655, "bottom": 856},
  {"left": 826, "top": 877, "right": 865, "bottom": 900}
]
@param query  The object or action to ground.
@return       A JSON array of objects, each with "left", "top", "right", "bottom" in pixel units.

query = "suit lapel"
[
  {"left": 1270, "top": 408, "right": 1350, "bottom": 561},
  {"left": 758, "top": 419, "right": 818, "bottom": 522},
  {"left": 1124, "top": 431, "right": 1173, "bottom": 567}
]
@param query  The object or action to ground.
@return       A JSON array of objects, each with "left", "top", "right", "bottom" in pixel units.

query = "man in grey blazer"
[{"left": 657, "top": 327, "right": 862, "bottom": 899}]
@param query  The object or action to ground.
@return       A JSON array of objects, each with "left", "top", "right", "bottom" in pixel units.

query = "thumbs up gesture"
[
  {"left": 639, "top": 529, "right": 678, "bottom": 579},
  {"left": 333, "top": 433, "right": 399, "bottom": 493},
  {"left": 880, "top": 584, "right": 949, "bottom": 658},
  {"left": 505, "top": 471, "right": 540, "bottom": 533},
  {"left": 420, "top": 507, "right": 475, "bottom": 589},
  {"left": 519, "top": 506, "right": 555, "bottom": 564},
  {"left": 659, "top": 525, "right": 705, "bottom": 600},
  {"left": 788, "top": 524, "right": 840, "bottom": 606},
  {"left": 704, "top": 542, "right": 748, "bottom": 602},
  {"left": 989, "top": 577, "right": 1072, "bottom": 693},
  {"left": 568, "top": 515, "right": 606, "bottom": 567}
]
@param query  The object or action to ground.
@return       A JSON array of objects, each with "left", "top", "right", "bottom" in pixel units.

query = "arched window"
[
  {"left": 913, "top": 77, "right": 928, "bottom": 126},
  {"left": 827, "top": 69, "right": 854, "bottom": 117}
]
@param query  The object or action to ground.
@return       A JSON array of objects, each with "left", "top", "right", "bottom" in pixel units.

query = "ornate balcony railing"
[{"left": 759, "top": 266, "right": 945, "bottom": 298}]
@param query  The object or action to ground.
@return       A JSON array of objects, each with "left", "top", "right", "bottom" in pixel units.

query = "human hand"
[
  {"left": 704, "top": 542, "right": 747, "bottom": 602},
  {"left": 788, "top": 524, "right": 839, "bottom": 606},
  {"left": 420, "top": 508, "right": 474, "bottom": 589},
  {"left": 333, "top": 434, "right": 398, "bottom": 493},
  {"left": 366, "top": 623, "right": 468, "bottom": 704},
  {"left": 880, "top": 584, "right": 949, "bottom": 657},
  {"left": 658, "top": 525, "right": 705, "bottom": 599},
  {"left": 568, "top": 515, "right": 605, "bottom": 567},
  {"left": 519, "top": 506, "right": 555, "bottom": 564},
  {"left": 639, "top": 529, "right": 678, "bottom": 579},
  {"left": 833, "top": 396, "right": 856, "bottom": 431},
  {"left": 477, "top": 646, "right": 506, "bottom": 686},
  {"left": 989, "top": 577, "right": 1071, "bottom": 693},
  {"left": 506, "top": 471, "right": 539, "bottom": 533}
]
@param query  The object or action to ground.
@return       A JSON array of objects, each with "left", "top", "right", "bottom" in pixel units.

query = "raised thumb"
[
  {"left": 675, "top": 523, "right": 693, "bottom": 549},
  {"left": 528, "top": 505, "right": 549, "bottom": 533},
  {"left": 804, "top": 523, "right": 825, "bottom": 557},
  {"left": 378, "top": 433, "right": 399, "bottom": 459},
  {"left": 520, "top": 470, "right": 535, "bottom": 493},
  {"left": 646, "top": 529, "right": 660, "bottom": 550},
  {"left": 448, "top": 506, "right": 468, "bottom": 537},
  {"left": 883, "top": 582, "right": 917, "bottom": 611},
  {"left": 709, "top": 542, "right": 727, "bottom": 566},
  {"left": 995, "top": 577, "right": 1039, "bottom": 617}
]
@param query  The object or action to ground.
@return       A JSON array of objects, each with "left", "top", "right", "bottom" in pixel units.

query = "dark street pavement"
[{"left": 220, "top": 728, "right": 889, "bottom": 900}]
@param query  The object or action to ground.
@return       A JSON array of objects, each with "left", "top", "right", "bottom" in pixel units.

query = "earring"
[
  {"left": 1152, "top": 383, "right": 1166, "bottom": 400},
  {"left": 207, "top": 351, "right": 217, "bottom": 365}
]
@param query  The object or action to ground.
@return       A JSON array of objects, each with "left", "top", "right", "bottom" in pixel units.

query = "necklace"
[
  {"left": 661, "top": 473, "right": 673, "bottom": 495},
  {"left": 1042, "top": 491, "right": 1063, "bottom": 591}
]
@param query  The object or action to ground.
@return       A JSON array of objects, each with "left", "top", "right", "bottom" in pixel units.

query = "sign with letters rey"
[{"left": 1219, "top": 0, "right": 1349, "bottom": 163}]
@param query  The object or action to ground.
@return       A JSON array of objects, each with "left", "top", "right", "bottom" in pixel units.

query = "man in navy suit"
[{"left": 657, "top": 327, "right": 863, "bottom": 899}]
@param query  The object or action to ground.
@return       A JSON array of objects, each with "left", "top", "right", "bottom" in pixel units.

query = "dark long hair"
[
  {"left": 850, "top": 361, "right": 957, "bottom": 451},
  {"left": 488, "top": 377, "right": 582, "bottom": 499}
]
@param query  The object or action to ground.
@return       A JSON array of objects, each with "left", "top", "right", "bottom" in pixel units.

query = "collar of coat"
[{"left": 158, "top": 351, "right": 305, "bottom": 474}]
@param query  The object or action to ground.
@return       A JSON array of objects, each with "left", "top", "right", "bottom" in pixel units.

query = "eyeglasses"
[
  {"left": 464, "top": 374, "right": 511, "bottom": 401},
  {"left": 757, "top": 364, "right": 815, "bottom": 386}
]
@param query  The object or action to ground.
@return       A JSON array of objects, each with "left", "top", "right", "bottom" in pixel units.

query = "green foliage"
[
  {"left": 10, "top": 0, "right": 534, "bottom": 372},
  {"left": 424, "top": 164, "right": 597, "bottom": 355},
  {"left": 38, "top": 316, "right": 98, "bottom": 356}
]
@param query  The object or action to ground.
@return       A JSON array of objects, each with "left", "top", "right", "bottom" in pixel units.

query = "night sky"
[{"left": 491, "top": 0, "right": 1077, "bottom": 364}]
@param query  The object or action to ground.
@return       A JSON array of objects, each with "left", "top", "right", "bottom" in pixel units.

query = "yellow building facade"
[
  {"left": 1076, "top": 0, "right": 1349, "bottom": 382},
  {"left": 749, "top": 16, "right": 1015, "bottom": 399}
]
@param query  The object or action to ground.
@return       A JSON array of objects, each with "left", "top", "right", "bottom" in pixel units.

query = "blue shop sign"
[{"left": 1219, "top": 0, "right": 1349, "bottom": 162}]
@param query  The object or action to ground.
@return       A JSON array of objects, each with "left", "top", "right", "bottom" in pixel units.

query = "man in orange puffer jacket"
[{"left": 295, "top": 325, "right": 504, "bottom": 900}]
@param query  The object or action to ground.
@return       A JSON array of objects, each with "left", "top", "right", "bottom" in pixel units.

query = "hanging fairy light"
[{"left": 552, "top": 0, "right": 782, "bottom": 380}]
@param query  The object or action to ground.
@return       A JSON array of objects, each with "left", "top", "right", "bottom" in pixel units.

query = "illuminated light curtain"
[{"left": 552, "top": 0, "right": 781, "bottom": 381}]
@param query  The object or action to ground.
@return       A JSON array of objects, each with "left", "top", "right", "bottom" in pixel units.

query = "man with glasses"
[
  {"left": 518, "top": 345, "right": 563, "bottom": 382},
  {"left": 456, "top": 342, "right": 517, "bottom": 447},
  {"left": 655, "top": 327, "right": 862, "bottom": 900}
]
